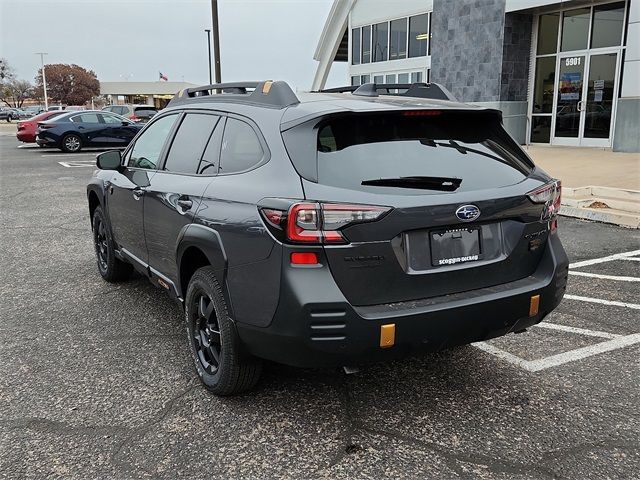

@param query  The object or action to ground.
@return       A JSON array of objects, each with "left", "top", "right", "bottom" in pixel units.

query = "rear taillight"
[
  {"left": 38, "top": 123, "right": 55, "bottom": 129},
  {"left": 260, "top": 202, "right": 391, "bottom": 245},
  {"left": 527, "top": 180, "right": 561, "bottom": 222},
  {"left": 129, "top": 114, "right": 139, "bottom": 122}
]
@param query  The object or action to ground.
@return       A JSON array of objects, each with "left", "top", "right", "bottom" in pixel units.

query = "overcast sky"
[{"left": 0, "top": 0, "right": 347, "bottom": 91}]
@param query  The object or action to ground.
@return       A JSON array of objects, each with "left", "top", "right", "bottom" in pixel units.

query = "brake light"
[
  {"left": 402, "top": 110, "right": 441, "bottom": 116},
  {"left": 38, "top": 123, "right": 55, "bottom": 129},
  {"left": 129, "top": 114, "right": 139, "bottom": 122},
  {"left": 527, "top": 180, "right": 561, "bottom": 222},
  {"left": 261, "top": 202, "right": 391, "bottom": 245}
]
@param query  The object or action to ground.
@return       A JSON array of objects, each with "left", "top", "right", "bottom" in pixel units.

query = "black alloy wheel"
[
  {"left": 191, "top": 292, "right": 222, "bottom": 375},
  {"left": 91, "top": 206, "right": 132, "bottom": 282}
]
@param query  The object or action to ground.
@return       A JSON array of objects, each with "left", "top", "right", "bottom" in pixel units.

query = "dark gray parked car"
[{"left": 87, "top": 80, "right": 568, "bottom": 395}]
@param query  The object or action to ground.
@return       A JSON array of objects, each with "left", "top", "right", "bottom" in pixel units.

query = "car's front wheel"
[
  {"left": 185, "top": 266, "right": 262, "bottom": 395},
  {"left": 61, "top": 133, "right": 82, "bottom": 153},
  {"left": 92, "top": 206, "right": 132, "bottom": 282}
]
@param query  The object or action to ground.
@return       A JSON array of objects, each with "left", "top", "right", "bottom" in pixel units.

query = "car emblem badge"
[{"left": 455, "top": 204, "right": 480, "bottom": 222}]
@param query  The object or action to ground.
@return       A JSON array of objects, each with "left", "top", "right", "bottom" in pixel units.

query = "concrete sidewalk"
[{"left": 524, "top": 145, "right": 639, "bottom": 190}]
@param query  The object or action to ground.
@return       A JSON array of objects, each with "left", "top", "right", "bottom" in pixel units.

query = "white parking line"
[
  {"left": 568, "top": 271, "right": 640, "bottom": 282},
  {"left": 43, "top": 154, "right": 95, "bottom": 158},
  {"left": 58, "top": 161, "right": 96, "bottom": 168},
  {"left": 534, "top": 322, "right": 621, "bottom": 339},
  {"left": 475, "top": 334, "right": 640, "bottom": 372},
  {"left": 569, "top": 249, "right": 640, "bottom": 269},
  {"left": 564, "top": 294, "right": 640, "bottom": 310},
  {"left": 621, "top": 257, "right": 640, "bottom": 262}
]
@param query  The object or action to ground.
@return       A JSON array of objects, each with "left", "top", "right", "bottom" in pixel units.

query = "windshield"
[{"left": 285, "top": 111, "right": 533, "bottom": 196}]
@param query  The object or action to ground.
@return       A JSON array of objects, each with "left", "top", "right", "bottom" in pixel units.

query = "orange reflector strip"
[
  {"left": 262, "top": 81, "right": 273, "bottom": 94},
  {"left": 380, "top": 324, "right": 395, "bottom": 348},
  {"left": 529, "top": 295, "right": 540, "bottom": 317},
  {"left": 290, "top": 252, "right": 318, "bottom": 265}
]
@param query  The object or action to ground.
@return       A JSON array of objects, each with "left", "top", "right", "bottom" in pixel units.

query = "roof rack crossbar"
[
  {"left": 168, "top": 80, "right": 300, "bottom": 109},
  {"left": 318, "top": 82, "right": 457, "bottom": 102}
]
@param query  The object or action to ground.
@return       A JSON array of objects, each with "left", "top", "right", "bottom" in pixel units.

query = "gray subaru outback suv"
[{"left": 87, "top": 80, "right": 568, "bottom": 395}]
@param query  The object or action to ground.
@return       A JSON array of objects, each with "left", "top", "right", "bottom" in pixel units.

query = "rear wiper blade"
[{"left": 361, "top": 176, "right": 462, "bottom": 191}]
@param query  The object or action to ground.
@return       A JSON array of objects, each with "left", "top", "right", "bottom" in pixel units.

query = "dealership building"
[
  {"left": 99, "top": 81, "right": 197, "bottom": 109},
  {"left": 313, "top": 0, "right": 639, "bottom": 152}
]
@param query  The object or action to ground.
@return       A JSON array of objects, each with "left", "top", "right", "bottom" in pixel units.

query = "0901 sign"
[{"left": 565, "top": 57, "right": 582, "bottom": 66}]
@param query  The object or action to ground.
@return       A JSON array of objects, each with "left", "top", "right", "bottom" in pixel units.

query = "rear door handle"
[
  {"left": 132, "top": 188, "right": 144, "bottom": 200},
  {"left": 177, "top": 197, "right": 193, "bottom": 210}
]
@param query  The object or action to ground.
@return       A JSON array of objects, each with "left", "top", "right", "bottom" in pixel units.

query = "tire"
[
  {"left": 92, "top": 206, "right": 132, "bottom": 282},
  {"left": 185, "top": 266, "right": 262, "bottom": 395},
  {"left": 61, "top": 133, "right": 82, "bottom": 153}
]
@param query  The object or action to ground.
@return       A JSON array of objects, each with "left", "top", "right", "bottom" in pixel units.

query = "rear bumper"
[
  {"left": 236, "top": 234, "right": 568, "bottom": 368},
  {"left": 17, "top": 132, "right": 35, "bottom": 142}
]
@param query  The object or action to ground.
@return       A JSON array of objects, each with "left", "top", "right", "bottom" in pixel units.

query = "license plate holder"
[{"left": 430, "top": 227, "right": 481, "bottom": 266}]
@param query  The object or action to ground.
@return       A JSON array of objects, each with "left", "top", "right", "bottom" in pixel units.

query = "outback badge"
[{"left": 455, "top": 204, "right": 480, "bottom": 222}]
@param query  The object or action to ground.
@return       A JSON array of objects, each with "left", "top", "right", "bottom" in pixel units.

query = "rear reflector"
[
  {"left": 380, "top": 324, "right": 396, "bottom": 348},
  {"left": 529, "top": 295, "right": 540, "bottom": 317},
  {"left": 290, "top": 252, "right": 318, "bottom": 265}
]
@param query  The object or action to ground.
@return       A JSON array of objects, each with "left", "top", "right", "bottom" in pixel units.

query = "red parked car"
[{"left": 16, "top": 111, "right": 66, "bottom": 143}]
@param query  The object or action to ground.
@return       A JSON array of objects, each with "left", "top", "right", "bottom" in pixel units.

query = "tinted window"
[
  {"left": 72, "top": 113, "right": 101, "bottom": 123},
  {"left": 219, "top": 118, "right": 264, "bottom": 174},
  {"left": 128, "top": 114, "right": 178, "bottom": 170},
  {"left": 561, "top": 8, "right": 590, "bottom": 52},
  {"left": 351, "top": 28, "right": 361, "bottom": 65},
  {"left": 390, "top": 18, "right": 407, "bottom": 60},
  {"left": 116, "top": 106, "right": 128, "bottom": 116},
  {"left": 362, "top": 25, "right": 371, "bottom": 63},
  {"left": 287, "top": 112, "right": 532, "bottom": 196},
  {"left": 537, "top": 12, "right": 560, "bottom": 54},
  {"left": 164, "top": 113, "right": 220, "bottom": 174},
  {"left": 409, "top": 14, "right": 429, "bottom": 57},
  {"left": 591, "top": 2, "right": 625, "bottom": 48},
  {"left": 372, "top": 22, "right": 388, "bottom": 62},
  {"left": 133, "top": 107, "right": 157, "bottom": 117}
]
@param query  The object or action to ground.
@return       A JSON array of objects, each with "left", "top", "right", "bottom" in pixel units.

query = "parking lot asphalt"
[{"left": 1, "top": 136, "right": 639, "bottom": 479}]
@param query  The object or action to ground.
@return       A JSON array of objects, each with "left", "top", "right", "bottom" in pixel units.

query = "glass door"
[
  {"left": 552, "top": 51, "right": 619, "bottom": 147},
  {"left": 581, "top": 51, "right": 618, "bottom": 147},
  {"left": 553, "top": 54, "right": 586, "bottom": 145}
]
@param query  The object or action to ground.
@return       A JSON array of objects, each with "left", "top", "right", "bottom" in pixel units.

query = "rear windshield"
[
  {"left": 134, "top": 107, "right": 157, "bottom": 116},
  {"left": 283, "top": 111, "right": 533, "bottom": 195}
]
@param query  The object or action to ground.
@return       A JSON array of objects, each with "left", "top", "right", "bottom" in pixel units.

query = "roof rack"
[
  {"left": 168, "top": 80, "right": 300, "bottom": 109},
  {"left": 318, "top": 82, "right": 457, "bottom": 102}
]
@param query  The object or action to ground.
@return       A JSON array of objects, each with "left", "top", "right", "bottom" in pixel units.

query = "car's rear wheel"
[
  {"left": 61, "top": 133, "right": 82, "bottom": 153},
  {"left": 185, "top": 266, "right": 262, "bottom": 395},
  {"left": 92, "top": 206, "right": 132, "bottom": 282}
]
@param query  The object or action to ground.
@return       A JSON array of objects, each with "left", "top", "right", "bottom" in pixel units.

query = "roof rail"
[
  {"left": 168, "top": 80, "right": 300, "bottom": 109},
  {"left": 318, "top": 82, "right": 457, "bottom": 102}
]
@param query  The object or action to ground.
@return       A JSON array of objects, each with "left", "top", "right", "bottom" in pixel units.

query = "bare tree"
[{"left": 0, "top": 58, "right": 34, "bottom": 108}]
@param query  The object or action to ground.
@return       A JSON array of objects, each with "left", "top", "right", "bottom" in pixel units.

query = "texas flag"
[{"left": 159, "top": 71, "right": 168, "bottom": 81}]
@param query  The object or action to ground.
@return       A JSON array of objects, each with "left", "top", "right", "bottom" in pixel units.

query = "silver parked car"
[{"left": 101, "top": 104, "right": 158, "bottom": 123}]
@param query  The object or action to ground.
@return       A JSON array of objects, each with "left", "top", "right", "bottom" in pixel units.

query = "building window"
[
  {"left": 351, "top": 75, "right": 360, "bottom": 86},
  {"left": 362, "top": 25, "right": 371, "bottom": 63},
  {"left": 411, "top": 71, "right": 422, "bottom": 83},
  {"left": 352, "top": 28, "right": 361, "bottom": 65},
  {"left": 537, "top": 13, "right": 560, "bottom": 55},
  {"left": 372, "top": 22, "right": 388, "bottom": 62},
  {"left": 561, "top": 7, "right": 590, "bottom": 52},
  {"left": 398, "top": 73, "right": 409, "bottom": 84},
  {"left": 374, "top": 75, "right": 384, "bottom": 84},
  {"left": 361, "top": 74, "right": 370, "bottom": 84},
  {"left": 409, "top": 13, "right": 429, "bottom": 57},
  {"left": 591, "top": 2, "right": 625, "bottom": 49},
  {"left": 532, "top": 57, "right": 556, "bottom": 114},
  {"left": 390, "top": 18, "right": 408, "bottom": 60},
  {"left": 531, "top": 117, "right": 552, "bottom": 143},
  {"left": 385, "top": 74, "right": 396, "bottom": 83}
]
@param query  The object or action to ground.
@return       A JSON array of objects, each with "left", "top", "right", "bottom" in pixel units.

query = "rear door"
[
  {"left": 144, "top": 111, "right": 223, "bottom": 283},
  {"left": 69, "top": 113, "right": 104, "bottom": 146},
  {"left": 108, "top": 113, "right": 179, "bottom": 265},
  {"left": 283, "top": 110, "right": 548, "bottom": 306}
]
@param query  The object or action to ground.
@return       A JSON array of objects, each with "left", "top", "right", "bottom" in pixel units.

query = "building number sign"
[{"left": 565, "top": 57, "right": 582, "bottom": 66}]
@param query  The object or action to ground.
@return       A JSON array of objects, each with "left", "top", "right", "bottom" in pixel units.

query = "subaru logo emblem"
[{"left": 455, "top": 204, "right": 480, "bottom": 222}]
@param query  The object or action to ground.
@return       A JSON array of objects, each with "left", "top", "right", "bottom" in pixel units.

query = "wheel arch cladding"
[
  {"left": 87, "top": 188, "right": 101, "bottom": 227},
  {"left": 177, "top": 224, "right": 228, "bottom": 299}
]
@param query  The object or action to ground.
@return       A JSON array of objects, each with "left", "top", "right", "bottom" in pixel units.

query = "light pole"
[
  {"left": 35, "top": 52, "right": 48, "bottom": 109},
  {"left": 211, "top": 0, "right": 221, "bottom": 83},
  {"left": 204, "top": 29, "right": 213, "bottom": 85}
]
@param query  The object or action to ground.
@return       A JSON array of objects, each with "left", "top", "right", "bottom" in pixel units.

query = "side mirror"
[
  {"left": 121, "top": 121, "right": 130, "bottom": 126},
  {"left": 96, "top": 150, "right": 122, "bottom": 170}
]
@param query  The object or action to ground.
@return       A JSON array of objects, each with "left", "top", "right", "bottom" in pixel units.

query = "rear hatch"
[{"left": 282, "top": 109, "right": 554, "bottom": 306}]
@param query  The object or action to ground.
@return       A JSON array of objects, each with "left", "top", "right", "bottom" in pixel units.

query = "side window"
[
  {"left": 219, "top": 118, "right": 264, "bottom": 174},
  {"left": 117, "top": 106, "right": 128, "bottom": 116},
  {"left": 71, "top": 113, "right": 101, "bottom": 123},
  {"left": 164, "top": 113, "right": 220, "bottom": 174},
  {"left": 100, "top": 113, "right": 125, "bottom": 124},
  {"left": 128, "top": 114, "right": 178, "bottom": 170}
]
